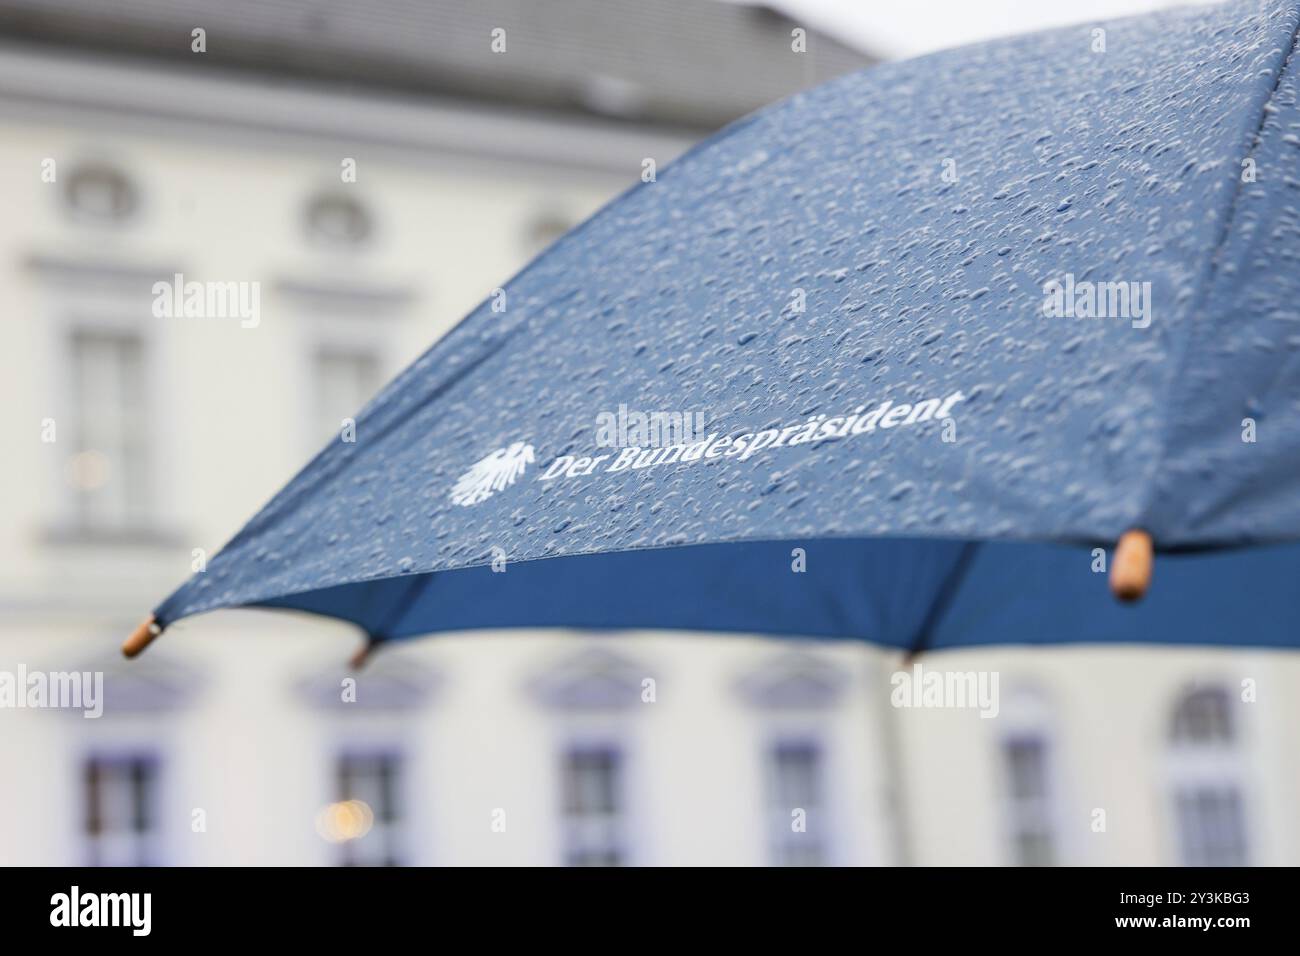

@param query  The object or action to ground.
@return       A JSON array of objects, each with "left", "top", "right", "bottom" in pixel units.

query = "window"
[
  {"left": 1174, "top": 788, "right": 1248, "bottom": 867},
  {"left": 69, "top": 329, "right": 149, "bottom": 532},
  {"left": 304, "top": 193, "right": 372, "bottom": 248},
  {"left": 561, "top": 747, "right": 625, "bottom": 866},
  {"left": 1169, "top": 686, "right": 1249, "bottom": 866},
  {"left": 524, "top": 209, "right": 575, "bottom": 256},
  {"left": 767, "top": 741, "right": 825, "bottom": 866},
  {"left": 314, "top": 347, "right": 379, "bottom": 442},
  {"left": 1173, "top": 685, "right": 1233, "bottom": 743},
  {"left": 64, "top": 163, "right": 138, "bottom": 224},
  {"left": 1002, "top": 735, "right": 1055, "bottom": 866},
  {"left": 84, "top": 754, "right": 159, "bottom": 866},
  {"left": 998, "top": 688, "right": 1058, "bottom": 866},
  {"left": 335, "top": 752, "right": 403, "bottom": 866}
]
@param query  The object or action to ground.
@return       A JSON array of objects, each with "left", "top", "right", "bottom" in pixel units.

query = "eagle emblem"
[{"left": 450, "top": 442, "right": 535, "bottom": 506}]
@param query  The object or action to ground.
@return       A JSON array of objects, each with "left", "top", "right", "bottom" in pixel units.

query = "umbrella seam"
[
  {"left": 904, "top": 540, "right": 981, "bottom": 657},
  {"left": 1139, "top": 2, "right": 1300, "bottom": 535}
]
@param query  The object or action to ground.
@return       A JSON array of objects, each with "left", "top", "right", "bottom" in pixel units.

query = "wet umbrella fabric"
[{"left": 146, "top": 0, "right": 1300, "bottom": 653}]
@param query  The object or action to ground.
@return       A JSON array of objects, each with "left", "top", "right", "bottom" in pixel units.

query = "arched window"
[
  {"left": 64, "top": 162, "right": 138, "bottom": 224},
  {"left": 304, "top": 192, "right": 373, "bottom": 248},
  {"left": 1168, "top": 685, "right": 1249, "bottom": 866}
]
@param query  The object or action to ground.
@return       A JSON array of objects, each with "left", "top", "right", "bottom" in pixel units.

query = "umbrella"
[{"left": 126, "top": 0, "right": 1300, "bottom": 660}]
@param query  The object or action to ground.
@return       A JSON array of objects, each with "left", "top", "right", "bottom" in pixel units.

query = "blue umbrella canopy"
[{"left": 133, "top": 0, "right": 1300, "bottom": 656}]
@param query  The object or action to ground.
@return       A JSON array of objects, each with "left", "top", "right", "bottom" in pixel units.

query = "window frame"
[
  {"left": 332, "top": 748, "right": 407, "bottom": 867},
  {"left": 556, "top": 728, "right": 640, "bottom": 867},
  {"left": 41, "top": 296, "right": 180, "bottom": 546},
  {"left": 81, "top": 749, "right": 163, "bottom": 867},
  {"left": 764, "top": 734, "right": 831, "bottom": 867},
  {"left": 996, "top": 685, "right": 1063, "bottom": 867},
  {"left": 1166, "top": 683, "right": 1253, "bottom": 867},
  {"left": 294, "top": 313, "right": 396, "bottom": 458}
]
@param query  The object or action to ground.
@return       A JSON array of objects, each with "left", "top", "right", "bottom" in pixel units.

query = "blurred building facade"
[{"left": 1, "top": 0, "right": 1298, "bottom": 866}]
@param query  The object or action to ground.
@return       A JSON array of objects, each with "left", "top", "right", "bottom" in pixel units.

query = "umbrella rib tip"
[
  {"left": 1109, "top": 529, "right": 1154, "bottom": 603},
  {"left": 122, "top": 615, "right": 163, "bottom": 659},
  {"left": 349, "top": 635, "right": 384, "bottom": 670}
]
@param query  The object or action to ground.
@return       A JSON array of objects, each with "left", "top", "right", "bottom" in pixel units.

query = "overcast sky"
[{"left": 747, "top": 0, "right": 1222, "bottom": 58}]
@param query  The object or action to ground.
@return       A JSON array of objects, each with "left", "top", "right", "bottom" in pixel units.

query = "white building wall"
[{"left": 1, "top": 48, "right": 1296, "bottom": 868}]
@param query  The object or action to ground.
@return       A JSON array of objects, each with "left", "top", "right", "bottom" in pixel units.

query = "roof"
[{"left": 0, "top": 0, "right": 877, "bottom": 129}]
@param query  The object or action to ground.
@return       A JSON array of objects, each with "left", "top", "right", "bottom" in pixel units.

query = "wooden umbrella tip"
[
  {"left": 1110, "top": 529, "right": 1154, "bottom": 603},
  {"left": 122, "top": 615, "right": 163, "bottom": 659},
  {"left": 349, "top": 640, "right": 376, "bottom": 670}
]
